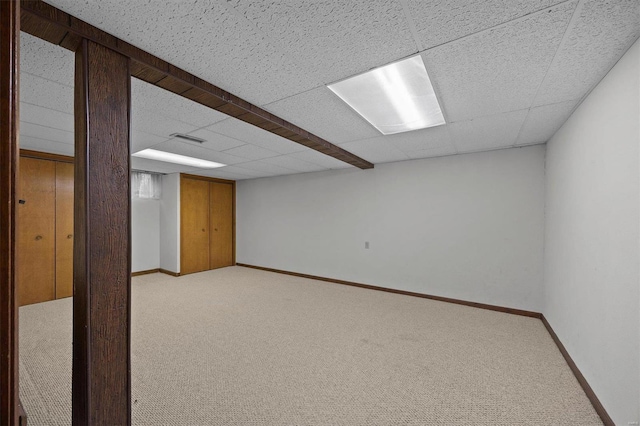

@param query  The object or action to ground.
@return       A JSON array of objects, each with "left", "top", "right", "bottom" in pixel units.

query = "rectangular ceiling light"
[
  {"left": 132, "top": 149, "right": 226, "bottom": 168},
  {"left": 327, "top": 55, "right": 445, "bottom": 135}
]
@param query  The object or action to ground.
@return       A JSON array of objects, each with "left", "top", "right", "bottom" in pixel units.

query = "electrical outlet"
[{"left": 365, "top": 241, "right": 370, "bottom": 249}]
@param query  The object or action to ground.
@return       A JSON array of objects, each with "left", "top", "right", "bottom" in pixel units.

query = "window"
[{"left": 131, "top": 171, "right": 161, "bottom": 199}]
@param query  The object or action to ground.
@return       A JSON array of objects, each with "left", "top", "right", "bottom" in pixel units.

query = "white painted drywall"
[
  {"left": 544, "top": 39, "right": 639, "bottom": 426},
  {"left": 131, "top": 198, "right": 160, "bottom": 272},
  {"left": 237, "top": 145, "right": 545, "bottom": 312},
  {"left": 160, "top": 173, "right": 180, "bottom": 273}
]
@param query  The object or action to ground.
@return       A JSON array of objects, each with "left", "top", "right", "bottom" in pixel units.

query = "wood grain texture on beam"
[
  {"left": 0, "top": 1, "right": 22, "bottom": 424},
  {"left": 20, "top": 0, "right": 374, "bottom": 170},
  {"left": 73, "top": 39, "right": 132, "bottom": 425}
]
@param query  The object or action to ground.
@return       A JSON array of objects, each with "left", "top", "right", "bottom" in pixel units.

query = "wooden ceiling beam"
[{"left": 20, "top": 0, "right": 374, "bottom": 170}]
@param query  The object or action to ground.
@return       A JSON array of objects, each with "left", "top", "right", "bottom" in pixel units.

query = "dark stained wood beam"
[
  {"left": 0, "top": 1, "right": 22, "bottom": 424},
  {"left": 73, "top": 39, "right": 131, "bottom": 425},
  {"left": 20, "top": 0, "right": 374, "bottom": 170}
]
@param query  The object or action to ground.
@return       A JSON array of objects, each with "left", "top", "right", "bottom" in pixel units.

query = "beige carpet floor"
[{"left": 19, "top": 266, "right": 601, "bottom": 425}]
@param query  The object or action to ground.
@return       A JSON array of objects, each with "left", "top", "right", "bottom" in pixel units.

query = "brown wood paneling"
[
  {"left": 73, "top": 39, "right": 131, "bottom": 425},
  {"left": 20, "top": 149, "right": 73, "bottom": 163},
  {"left": 180, "top": 176, "right": 210, "bottom": 274},
  {"left": 55, "top": 161, "right": 73, "bottom": 299},
  {"left": 209, "top": 182, "right": 233, "bottom": 269},
  {"left": 0, "top": 0, "right": 21, "bottom": 423},
  {"left": 19, "top": 0, "right": 374, "bottom": 170},
  {"left": 17, "top": 157, "right": 56, "bottom": 306},
  {"left": 180, "top": 173, "right": 234, "bottom": 185}
]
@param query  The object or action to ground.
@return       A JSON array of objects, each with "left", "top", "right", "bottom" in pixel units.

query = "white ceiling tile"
[
  {"left": 131, "top": 78, "right": 228, "bottom": 128},
  {"left": 408, "top": 1, "right": 562, "bottom": 49},
  {"left": 449, "top": 109, "right": 528, "bottom": 153},
  {"left": 20, "top": 73, "right": 73, "bottom": 115},
  {"left": 148, "top": 140, "right": 248, "bottom": 166},
  {"left": 130, "top": 157, "right": 201, "bottom": 175},
  {"left": 20, "top": 32, "right": 74, "bottom": 86},
  {"left": 29, "top": 0, "right": 638, "bottom": 180},
  {"left": 189, "top": 169, "right": 249, "bottom": 181},
  {"left": 209, "top": 165, "right": 266, "bottom": 178},
  {"left": 20, "top": 122, "right": 74, "bottom": 145},
  {"left": 186, "top": 128, "right": 246, "bottom": 152},
  {"left": 423, "top": 1, "right": 576, "bottom": 122},
  {"left": 20, "top": 102, "right": 74, "bottom": 133},
  {"left": 206, "top": 119, "right": 307, "bottom": 154},
  {"left": 405, "top": 145, "right": 458, "bottom": 160},
  {"left": 338, "top": 139, "right": 409, "bottom": 164},
  {"left": 19, "top": 135, "right": 75, "bottom": 157},
  {"left": 222, "top": 144, "right": 281, "bottom": 161},
  {"left": 264, "top": 86, "right": 380, "bottom": 144},
  {"left": 131, "top": 107, "right": 197, "bottom": 139},
  {"left": 371, "top": 125, "right": 454, "bottom": 153},
  {"left": 516, "top": 101, "right": 578, "bottom": 145},
  {"left": 227, "top": 0, "right": 417, "bottom": 84},
  {"left": 533, "top": 0, "right": 640, "bottom": 106},
  {"left": 289, "top": 150, "right": 352, "bottom": 169},
  {"left": 131, "top": 131, "right": 172, "bottom": 152},
  {"left": 232, "top": 161, "right": 299, "bottom": 176},
  {"left": 261, "top": 155, "right": 327, "bottom": 173},
  {"left": 48, "top": 0, "right": 320, "bottom": 105}
]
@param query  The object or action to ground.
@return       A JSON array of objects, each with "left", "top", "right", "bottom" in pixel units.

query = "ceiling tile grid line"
[
  {"left": 423, "top": 1, "right": 578, "bottom": 124},
  {"left": 511, "top": 0, "right": 584, "bottom": 147},
  {"left": 409, "top": 0, "right": 575, "bottom": 55},
  {"left": 20, "top": 1, "right": 640, "bottom": 178},
  {"left": 397, "top": 0, "right": 424, "bottom": 52},
  {"left": 514, "top": 100, "right": 580, "bottom": 146},
  {"left": 532, "top": 0, "right": 640, "bottom": 106},
  {"left": 524, "top": 29, "right": 640, "bottom": 147},
  {"left": 22, "top": 0, "right": 374, "bottom": 171}
]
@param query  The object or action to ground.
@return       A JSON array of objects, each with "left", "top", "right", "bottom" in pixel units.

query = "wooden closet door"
[
  {"left": 55, "top": 162, "right": 74, "bottom": 299},
  {"left": 18, "top": 157, "right": 56, "bottom": 306},
  {"left": 180, "top": 177, "right": 210, "bottom": 274},
  {"left": 209, "top": 182, "right": 233, "bottom": 269}
]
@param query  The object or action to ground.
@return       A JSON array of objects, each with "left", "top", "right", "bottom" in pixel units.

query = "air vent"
[{"left": 170, "top": 133, "right": 206, "bottom": 144}]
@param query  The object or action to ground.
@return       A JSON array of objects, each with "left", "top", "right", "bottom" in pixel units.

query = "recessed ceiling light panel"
[
  {"left": 327, "top": 55, "right": 445, "bottom": 135},
  {"left": 132, "top": 149, "right": 226, "bottom": 169}
]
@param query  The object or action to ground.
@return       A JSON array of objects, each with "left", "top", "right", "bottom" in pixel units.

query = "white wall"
[
  {"left": 131, "top": 198, "right": 160, "bottom": 272},
  {"left": 544, "top": 40, "right": 639, "bottom": 426},
  {"left": 159, "top": 173, "right": 180, "bottom": 273},
  {"left": 237, "top": 145, "right": 545, "bottom": 312}
]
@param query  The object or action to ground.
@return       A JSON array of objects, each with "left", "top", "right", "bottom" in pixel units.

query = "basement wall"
[
  {"left": 543, "top": 39, "right": 639, "bottom": 425},
  {"left": 159, "top": 173, "right": 180, "bottom": 274},
  {"left": 131, "top": 197, "right": 160, "bottom": 273},
  {"left": 237, "top": 145, "right": 545, "bottom": 312}
]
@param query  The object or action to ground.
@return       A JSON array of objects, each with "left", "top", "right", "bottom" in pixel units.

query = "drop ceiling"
[{"left": 19, "top": 0, "right": 639, "bottom": 180}]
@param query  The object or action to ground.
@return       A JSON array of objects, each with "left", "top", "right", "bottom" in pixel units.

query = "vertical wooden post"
[
  {"left": 73, "top": 39, "right": 132, "bottom": 425},
  {"left": 0, "top": 1, "right": 20, "bottom": 425}
]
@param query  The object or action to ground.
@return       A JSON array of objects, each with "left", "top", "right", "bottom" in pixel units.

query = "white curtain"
[{"left": 132, "top": 171, "right": 161, "bottom": 199}]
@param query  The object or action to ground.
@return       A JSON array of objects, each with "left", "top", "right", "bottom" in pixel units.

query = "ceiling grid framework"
[{"left": 17, "top": 0, "right": 640, "bottom": 179}]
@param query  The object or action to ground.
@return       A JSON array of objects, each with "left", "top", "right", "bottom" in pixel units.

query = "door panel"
[
  {"left": 55, "top": 161, "right": 74, "bottom": 299},
  {"left": 180, "top": 177, "right": 210, "bottom": 274},
  {"left": 18, "top": 157, "right": 56, "bottom": 306},
  {"left": 209, "top": 182, "right": 233, "bottom": 269}
]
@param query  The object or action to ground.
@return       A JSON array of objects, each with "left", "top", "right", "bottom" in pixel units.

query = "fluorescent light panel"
[
  {"left": 327, "top": 55, "right": 445, "bottom": 135},
  {"left": 132, "top": 149, "right": 225, "bottom": 169}
]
